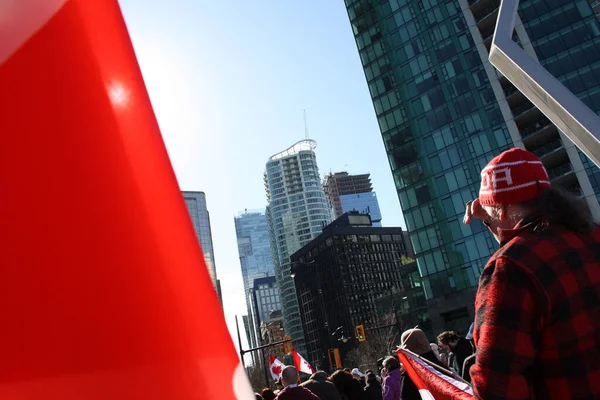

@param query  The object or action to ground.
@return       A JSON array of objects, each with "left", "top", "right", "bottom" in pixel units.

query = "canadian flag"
[
  {"left": 292, "top": 349, "right": 315, "bottom": 375},
  {"left": 397, "top": 349, "right": 473, "bottom": 400},
  {"left": 269, "top": 355, "right": 286, "bottom": 381},
  {"left": 0, "top": 1, "right": 253, "bottom": 399}
]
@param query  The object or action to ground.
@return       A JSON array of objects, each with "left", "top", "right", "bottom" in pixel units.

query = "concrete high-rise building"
[
  {"left": 344, "top": 0, "right": 600, "bottom": 332},
  {"left": 323, "top": 172, "right": 373, "bottom": 216},
  {"left": 234, "top": 210, "right": 277, "bottom": 349},
  {"left": 182, "top": 191, "right": 220, "bottom": 301},
  {"left": 265, "top": 140, "right": 332, "bottom": 353}
]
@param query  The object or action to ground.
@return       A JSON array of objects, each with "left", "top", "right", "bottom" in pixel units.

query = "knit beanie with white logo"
[{"left": 479, "top": 148, "right": 551, "bottom": 206}]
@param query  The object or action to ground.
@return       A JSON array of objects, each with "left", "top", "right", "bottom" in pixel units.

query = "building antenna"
[{"left": 303, "top": 109, "right": 309, "bottom": 140}]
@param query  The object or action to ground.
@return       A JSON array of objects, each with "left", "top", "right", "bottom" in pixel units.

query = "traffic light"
[
  {"left": 283, "top": 335, "right": 292, "bottom": 354},
  {"left": 356, "top": 325, "right": 366, "bottom": 342},
  {"left": 328, "top": 348, "right": 342, "bottom": 369}
]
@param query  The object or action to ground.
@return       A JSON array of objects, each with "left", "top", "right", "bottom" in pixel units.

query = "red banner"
[
  {"left": 0, "top": 0, "right": 251, "bottom": 398},
  {"left": 397, "top": 349, "right": 473, "bottom": 400}
]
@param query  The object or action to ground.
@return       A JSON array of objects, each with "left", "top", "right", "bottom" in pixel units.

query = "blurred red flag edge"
[
  {"left": 0, "top": 0, "right": 253, "bottom": 398},
  {"left": 397, "top": 349, "right": 473, "bottom": 400}
]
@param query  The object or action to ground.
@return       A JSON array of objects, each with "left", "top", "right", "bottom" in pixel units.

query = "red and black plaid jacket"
[{"left": 471, "top": 217, "right": 600, "bottom": 399}]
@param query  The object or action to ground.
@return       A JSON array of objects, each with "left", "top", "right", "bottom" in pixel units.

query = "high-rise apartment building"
[
  {"left": 182, "top": 191, "right": 220, "bottom": 301},
  {"left": 234, "top": 210, "right": 277, "bottom": 349},
  {"left": 324, "top": 172, "right": 383, "bottom": 225},
  {"left": 265, "top": 140, "right": 332, "bottom": 353},
  {"left": 344, "top": 0, "right": 600, "bottom": 332}
]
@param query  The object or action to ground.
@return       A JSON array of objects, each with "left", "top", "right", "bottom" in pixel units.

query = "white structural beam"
[{"left": 490, "top": 0, "right": 600, "bottom": 167}]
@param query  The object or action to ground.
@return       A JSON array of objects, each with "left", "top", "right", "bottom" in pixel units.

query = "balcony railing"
[
  {"left": 547, "top": 163, "right": 573, "bottom": 181},
  {"left": 564, "top": 184, "right": 583, "bottom": 197},
  {"left": 520, "top": 118, "right": 553, "bottom": 138},
  {"left": 475, "top": 5, "right": 499, "bottom": 24},
  {"left": 531, "top": 139, "right": 563, "bottom": 159},
  {"left": 512, "top": 102, "right": 537, "bottom": 118},
  {"left": 469, "top": 0, "right": 496, "bottom": 9},
  {"left": 503, "top": 84, "right": 519, "bottom": 98}
]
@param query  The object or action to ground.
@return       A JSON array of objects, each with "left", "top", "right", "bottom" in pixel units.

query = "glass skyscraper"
[
  {"left": 182, "top": 191, "right": 220, "bottom": 299},
  {"left": 265, "top": 140, "right": 332, "bottom": 353},
  {"left": 234, "top": 210, "right": 277, "bottom": 350},
  {"left": 344, "top": 0, "right": 600, "bottom": 332},
  {"left": 251, "top": 276, "right": 282, "bottom": 331},
  {"left": 340, "top": 192, "right": 383, "bottom": 226}
]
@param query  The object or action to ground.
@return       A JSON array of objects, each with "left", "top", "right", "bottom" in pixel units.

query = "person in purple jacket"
[{"left": 381, "top": 357, "right": 401, "bottom": 400}]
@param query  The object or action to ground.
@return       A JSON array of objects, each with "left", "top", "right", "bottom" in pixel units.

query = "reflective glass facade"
[
  {"left": 345, "top": 0, "right": 509, "bottom": 309},
  {"left": 345, "top": 0, "right": 600, "bottom": 331},
  {"left": 340, "top": 192, "right": 383, "bottom": 226},
  {"left": 323, "top": 172, "right": 373, "bottom": 217},
  {"left": 265, "top": 140, "right": 332, "bottom": 353},
  {"left": 234, "top": 210, "right": 276, "bottom": 349},
  {"left": 253, "top": 276, "right": 282, "bottom": 327},
  {"left": 182, "top": 191, "right": 218, "bottom": 291}
]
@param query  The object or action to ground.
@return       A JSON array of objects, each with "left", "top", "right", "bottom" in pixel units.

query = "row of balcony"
[
  {"left": 502, "top": 84, "right": 519, "bottom": 98},
  {"left": 547, "top": 163, "right": 573, "bottom": 181},
  {"left": 531, "top": 138, "right": 564, "bottom": 159},
  {"left": 520, "top": 118, "right": 553, "bottom": 138},
  {"left": 512, "top": 101, "right": 537, "bottom": 118}
]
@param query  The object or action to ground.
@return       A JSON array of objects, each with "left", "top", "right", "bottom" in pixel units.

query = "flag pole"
[
  {"left": 262, "top": 347, "right": 269, "bottom": 388},
  {"left": 235, "top": 315, "right": 245, "bottom": 369}
]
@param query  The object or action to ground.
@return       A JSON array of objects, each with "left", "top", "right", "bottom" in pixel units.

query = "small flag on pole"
[
  {"left": 292, "top": 349, "right": 315, "bottom": 375},
  {"left": 0, "top": 0, "right": 253, "bottom": 398},
  {"left": 269, "top": 355, "right": 286, "bottom": 381}
]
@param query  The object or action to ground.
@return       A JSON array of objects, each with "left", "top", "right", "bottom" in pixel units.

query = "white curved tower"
[{"left": 264, "top": 140, "right": 332, "bottom": 354}]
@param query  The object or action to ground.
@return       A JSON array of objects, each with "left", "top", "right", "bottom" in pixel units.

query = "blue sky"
[{"left": 119, "top": 0, "right": 405, "bottom": 351}]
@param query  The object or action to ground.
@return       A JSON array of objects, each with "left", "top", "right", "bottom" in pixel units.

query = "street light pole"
[{"left": 235, "top": 315, "right": 245, "bottom": 369}]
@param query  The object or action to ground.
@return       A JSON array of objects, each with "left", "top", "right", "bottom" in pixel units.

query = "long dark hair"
[{"left": 523, "top": 187, "right": 595, "bottom": 233}]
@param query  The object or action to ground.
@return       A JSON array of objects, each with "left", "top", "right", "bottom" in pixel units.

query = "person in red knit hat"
[{"left": 464, "top": 148, "right": 600, "bottom": 399}]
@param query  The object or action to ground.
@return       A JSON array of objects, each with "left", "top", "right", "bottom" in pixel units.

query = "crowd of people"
[
  {"left": 254, "top": 327, "right": 474, "bottom": 400},
  {"left": 255, "top": 148, "right": 600, "bottom": 399}
]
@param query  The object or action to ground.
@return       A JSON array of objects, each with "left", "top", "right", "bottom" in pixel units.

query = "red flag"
[
  {"left": 0, "top": 0, "right": 252, "bottom": 399},
  {"left": 292, "top": 349, "right": 315, "bottom": 375},
  {"left": 269, "top": 355, "right": 286, "bottom": 381},
  {"left": 397, "top": 349, "right": 473, "bottom": 400}
]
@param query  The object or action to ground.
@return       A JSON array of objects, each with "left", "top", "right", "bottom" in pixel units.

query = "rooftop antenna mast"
[{"left": 304, "top": 109, "right": 309, "bottom": 140}]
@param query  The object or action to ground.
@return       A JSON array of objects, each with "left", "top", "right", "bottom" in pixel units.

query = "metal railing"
[
  {"left": 512, "top": 102, "right": 537, "bottom": 118},
  {"left": 503, "top": 84, "right": 519, "bottom": 98},
  {"left": 532, "top": 139, "right": 563, "bottom": 158},
  {"left": 547, "top": 163, "right": 573, "bottom": 181},
  {"left": 520, "top": 118, "right": 553, "bottom": 138},
  {"left": 475, "top": 5, "right": 499, "bottom": 24}
]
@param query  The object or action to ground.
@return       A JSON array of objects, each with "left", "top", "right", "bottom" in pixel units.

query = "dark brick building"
[{"left": 290, "top": 212, "right": 425, "bottom": 370}]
